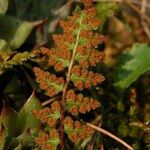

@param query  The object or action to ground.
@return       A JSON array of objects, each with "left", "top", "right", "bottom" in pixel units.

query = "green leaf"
[
  {"left": 96, "top": 2, "right": 118, "bottom": 20},
  {"left": 0, "top": 95, "right": 41, "bottom": 149},
  {"left": 9, "top": 129, "right": 35, "bottom": 149},
  {"left": 18, "top": 92, "right": 42, "bottom": 132},
  {"left": 56, "top": 57, "right": 70, "bottom": 68},
  {"left": 114, "top": 43, "right": 150, "bottom": 91},
  {"left": 0, "top": 103, "right": 18, "bottom": 149},
  {"left": 0, "top": 39, "right": 10, "bottom": 51},
  {"left": 0, "top": 51, "right": 35, "bottom": 75},
  {"left": 15, "top": 0, "right": 65, "bottom": 20},
  {"left": 0, "top": 103, "right": 18, "bottom": 136},
  {"left": 74, "top": 5, "right": 81, "bottom": 13},
  {"left": 80, "top": 136, "right": 91, "bottom": 148},
  {"left": 0, "top": 125, "right": 7, "bottom": 150},
  {"left": 0, "top": 0, "right": 9, "bottom": 14},
  {"left": 96, "top": 2, "right": 118, "bottom": 32},
  {"left": 46, "top": 80, "right": 64, "bottom": 93},
  {"left": 0, "top": 15, "right": 33, "bottom": 50}
]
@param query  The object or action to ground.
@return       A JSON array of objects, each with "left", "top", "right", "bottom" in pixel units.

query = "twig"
[
  {"left": 86, "top": 122, "right": 134, "bottom": 150},
  {"left": 141, "top": 0, "right": 150, "bottom": 40},
  {"left": 31, "top": 19, "right": 47, "bottom": 28},
  {"left": 41, "top": 96, "right": 59, "bottom": 106}
]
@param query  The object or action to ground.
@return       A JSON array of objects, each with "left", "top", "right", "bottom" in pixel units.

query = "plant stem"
[
  {"left": 41, "top": 96, "right": 59, "bottom": 106},
  {"left": 31, "top": 19, "right": 46, "bottom": 27},
  {"left": 86, "top": 123, "right": 134, "bottom": 150},
  {"left": 60, "top": 14, "right": 83, "bottom": 150}
]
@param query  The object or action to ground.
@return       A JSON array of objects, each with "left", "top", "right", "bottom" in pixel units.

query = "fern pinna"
[{"left": 33, "top": 0, "right": 106, "bottom": 149}]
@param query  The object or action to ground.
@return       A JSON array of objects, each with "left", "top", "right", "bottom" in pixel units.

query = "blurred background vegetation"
[{"left": 0, "top": 0, "right": 150, "bottom": 149}]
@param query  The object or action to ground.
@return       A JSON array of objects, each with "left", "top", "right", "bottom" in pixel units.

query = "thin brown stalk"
[
  {"left": 41, "top": 96, "right": 59, "bottom": 106},
  {"left": 86, "top": 122, "right": 134, "bottom": 150},
  {"left": 31, "top": 19, "right": 47, "bottom": 27}
]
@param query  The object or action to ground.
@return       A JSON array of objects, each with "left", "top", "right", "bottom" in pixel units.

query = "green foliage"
[
  {"left": 0, "top": 50, "right": 35, "bottom": 75},
  {"left": 0, "top": 93, "right": 42, "bottom": 149},
  {"left": 0, "top": 104, "right": 19, "bottom": 150},
  {"left": 114, "top": 43, "right": 150, "bottom": 91},
  {"left": 18, "top": 93, "right": 42, "bottom": 132},
  {"left": 96, "top": 2, "right": 118, "bottom": 20},
  {"left": 0, "top": 15, "right": 33, "bottom": 50},
  {"left": 0, "top": 104, "right": 18, "bottom": 136},
  {"left": 15, "top": 0, "right": 65, "bottom": 20},
  {"left": 0, "top": 39, "right": 10, "bottom": 52},
  {"left": 0, "top": 125, "right": 6, "bottom": 150},
  {"left": 0, "top": 0, "right": 8, "bottom": 14},
  {"left": 0, "top": 0, "right": 149, "bottom": 149},
  {"left": 96, "top": 2, "right": 118, "bottom": 32}
]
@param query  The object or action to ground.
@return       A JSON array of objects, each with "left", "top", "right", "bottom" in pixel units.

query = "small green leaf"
[
  {"left": 0, "top": 125, "right": 7, "bottom": 150},
  {"left": 74, "top": 5, "right": 81, "bottom": 13},
  {"left": 47, "top": 80, "right": 64, "bottom": 93},
  {"left": 0, "top": 103, "right": 18, "bottom": 136},
  {"left": 18, "top": 92, "right": 42, "bottom": 132},
  {"left": 81, "top": 136, "right": 91, "bottom": 148},
  {"left": 0, "top": 49, "right": 11, "bottom": 62},
  {"left": 48, "top": 138, "right": 60, "bottom": 147},
  {"left": 16, "top": 130, "right": 34, "bottom": 147},
  {"left": 56, "top": 57, "right": 70, "bottom": 68},
  {"left": 0, "top": 51, "right": 35, "bottom": 75},
  {"left": 9, "top": 128, "right": 38, "bottom": 149},
  {"left": 70, "top": 74, "right": 86, "bottom": 82},
  {"left": 96, "top": 2, "right": 118, "bottom": 31},
  {"left": 96, "top": 2, "right": 118, "bottom": 20},
  {"left": 114, "top": 43, "right": 150, "bottom": 91},
  {"left": 53, "top": 111, "right": 60, "bottom": 119},
  {"left": 78, "top": 37, "right": 87, "bottom": 45},
  {"left": 0, "top": 39, "right": 10, "bottom": 51},
  {"left": 0, "top": 0, "right": 9, "bottom": 14},
  {"left": 0, "top": 15, "right": 33, "bottom": 50},
  {"left": 0, "top": 103, "right": 18, "bottom": 149}
]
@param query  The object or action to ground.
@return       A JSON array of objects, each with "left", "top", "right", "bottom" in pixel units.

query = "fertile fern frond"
[{"left": 32, "top": 0, "right": 106, "bottom": 149}]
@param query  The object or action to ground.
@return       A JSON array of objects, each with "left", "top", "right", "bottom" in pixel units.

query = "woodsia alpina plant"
[{"left": 33, "top": 0, "right": 106, "bottom": 149}]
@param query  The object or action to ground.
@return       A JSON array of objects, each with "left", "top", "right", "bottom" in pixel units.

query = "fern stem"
[
  {"left": 60, "top": 14, "right": 83, "bottom": 150},
  {"left": 41, "top": 96, "right": 59, "bottom": 106}
]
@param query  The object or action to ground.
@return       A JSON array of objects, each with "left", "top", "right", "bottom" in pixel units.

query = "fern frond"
[
  {"left": 0, "top": 51, "right": 35, "bottom": 75},
  {"left": 32, "top": 0, "right": 106, "bottom": 149}
]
